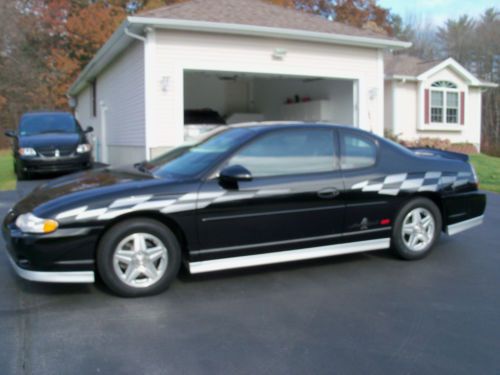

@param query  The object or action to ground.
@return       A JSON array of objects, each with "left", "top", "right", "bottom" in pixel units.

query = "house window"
[{"left": 428, "top": 81, "right": 460, "bottom": 125}]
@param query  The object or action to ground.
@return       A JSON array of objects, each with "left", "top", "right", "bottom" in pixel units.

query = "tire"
[
  {"left": 97, "top": 218, "right": 182, "bottom": 297},
  {"left": 392, "top": 197, "right": 442, "bottom": 260}
]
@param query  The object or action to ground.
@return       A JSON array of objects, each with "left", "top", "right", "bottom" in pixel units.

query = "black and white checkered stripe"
[
  {"left": 351, "top": 171, "right": 472, "bottom": 196},
  {"left": 55, "top": 188, "right": 292, "bottom": 222}
]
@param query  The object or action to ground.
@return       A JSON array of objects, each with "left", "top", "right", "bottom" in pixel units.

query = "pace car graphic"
[{"left": 351, "top": 171, "right": 472, "bottom": 196}]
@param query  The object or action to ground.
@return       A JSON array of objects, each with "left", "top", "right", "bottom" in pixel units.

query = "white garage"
[{"left": 69, "top": 0, "right": 409, "bottom": 165}]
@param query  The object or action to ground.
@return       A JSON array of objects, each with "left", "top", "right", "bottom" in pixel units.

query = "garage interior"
[{"left": 184, "top": 70, "right": 357, "bottom": 129}]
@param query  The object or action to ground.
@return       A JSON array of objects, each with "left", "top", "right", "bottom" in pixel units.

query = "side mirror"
[
  {"left": 219, "top": 165, "right": 252, "bottom": 188},
  {"left": 84, "top": 126, "right": 94, "bottom": 133},
  {"left": 4, "top": 130, "right": 17, "bottom": 138}
]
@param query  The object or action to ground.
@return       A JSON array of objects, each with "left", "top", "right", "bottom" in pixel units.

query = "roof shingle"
[
  {"left": 384, "top": 54, "right": 444, "bottom": 77},
  {"left": 138, "top": 0, "right": 395, "bottom": 41}
]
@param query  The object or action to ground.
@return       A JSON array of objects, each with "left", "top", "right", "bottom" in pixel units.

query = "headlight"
[
  {"left": 19, "top": 147, "right": 36, "bottom": 156},
  {"left": 76, "top": 143, "right": 92, "bottom": 153},
  {"left": 15, "top": 213, "right": 59, "bottom": 234}
]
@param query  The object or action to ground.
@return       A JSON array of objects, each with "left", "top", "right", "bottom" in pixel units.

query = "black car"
[
  {"left": 4, "top": 111, "right": 94, "bottom": 179},
  {"left": 2, "top": 123, "right": 486, "bottom": 297}
]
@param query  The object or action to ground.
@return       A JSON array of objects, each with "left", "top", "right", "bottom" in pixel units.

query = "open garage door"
[{"left": 183, "top": 70, "right": 357, "bottom": 142}]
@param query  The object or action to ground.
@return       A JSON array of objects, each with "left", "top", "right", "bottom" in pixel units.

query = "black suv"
[{"left": 4, "top": 112, "right": 94, "bottom": 179}]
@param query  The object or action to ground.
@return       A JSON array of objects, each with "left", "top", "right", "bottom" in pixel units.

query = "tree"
[
  {"left": 391, "top": 13, "right": 440, "bottom": 60},
  {"left": 333, "top": 0, "right": 393, "bottom": 34},
  {"left": 437, "top": 15, "right": 476, "bottom": 69}
]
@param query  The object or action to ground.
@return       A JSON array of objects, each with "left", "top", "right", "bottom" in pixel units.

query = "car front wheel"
[
  {"left": 392, "top": 197, "right": 442, "bottom": 260},
  {"left": 97, "top": 218, "right": 181, "bottom": 297}
]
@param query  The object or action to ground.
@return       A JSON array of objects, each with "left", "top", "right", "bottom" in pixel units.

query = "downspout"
[{"left": 124, "top": 25, "right": 151, "bottom": 160}]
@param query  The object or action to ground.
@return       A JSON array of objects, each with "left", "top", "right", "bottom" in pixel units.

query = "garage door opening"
[{"left": 183, "top": 70, "right": 357, "bottom": 141}]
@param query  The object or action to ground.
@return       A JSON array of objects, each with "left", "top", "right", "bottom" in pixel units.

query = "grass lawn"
[
  {"left": 0, "top": 149, "right": 16, "bottom": 191},
  {"left": 470, "top": 153, "right": 500, "bottom": 193}
]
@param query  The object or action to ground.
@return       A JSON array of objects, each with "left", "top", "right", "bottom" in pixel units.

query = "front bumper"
[
  {"left": 18, "top": 153, "right": 92, "bottom": 174},
  {"left": 2, "top": 216, "right": 100, "bottom": 283},
  {"left": 5, "top": 251, "right": 94, "bottom": 283}
]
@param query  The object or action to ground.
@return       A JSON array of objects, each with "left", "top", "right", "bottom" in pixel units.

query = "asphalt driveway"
[{"left": 1, "top": 180, "right": 499, "bottom": 375}]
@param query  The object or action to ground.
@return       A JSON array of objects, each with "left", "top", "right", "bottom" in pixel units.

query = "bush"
[{"left": 383, "top": 130, "right": 478, "bottom": 155}]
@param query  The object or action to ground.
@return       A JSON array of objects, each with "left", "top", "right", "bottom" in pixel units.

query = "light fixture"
[
  {"left": 272, "top": 48, "right": 287, "bottom": 60},
  {"left": 160, "top": 76, "right": 170, "bottom": 92}
]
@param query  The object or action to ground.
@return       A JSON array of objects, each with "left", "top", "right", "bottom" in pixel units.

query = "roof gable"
[
  {"left": 385, "top": 54, "right": 497, "bottom": 88},
  {"left": 417, "top": 58, "right": 480, "bottom": 85}
]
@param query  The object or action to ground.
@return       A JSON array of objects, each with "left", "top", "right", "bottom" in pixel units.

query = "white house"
[
  {"left": 384, "top": 54, "right": 497, "bottom": 150},
  {"left": 68, "top": 0, "right": 410, "bottom": 165}
]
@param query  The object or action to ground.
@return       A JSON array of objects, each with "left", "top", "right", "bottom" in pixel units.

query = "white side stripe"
[
  {"left": 56, "top": 206, "right": 88, "bottom": 220},
  {"left": 109, "top": 195, "right": 152, "bottom": 209},
  {"left": 189, "top": 238, "right": 391, "bottom": 274}
]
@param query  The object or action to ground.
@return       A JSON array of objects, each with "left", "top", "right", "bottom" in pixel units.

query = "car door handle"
[{"left": 317, "top": 188, "right": 339, "bottom": 199}]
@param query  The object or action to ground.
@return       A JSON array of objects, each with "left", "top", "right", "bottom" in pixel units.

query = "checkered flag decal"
[
  {"left": 55, "top": 188, "right": 292, "bottom": 222},
  {"left": 351, "top": 171, "right": 472, "bottom": 196}
]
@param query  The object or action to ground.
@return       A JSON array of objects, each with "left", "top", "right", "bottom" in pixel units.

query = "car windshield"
[
  {"left": 19, "top": 114, "right": 79, "bottom": 136},
  {"left": 144, "top": 127, "right": 254, "bottom": 178}
]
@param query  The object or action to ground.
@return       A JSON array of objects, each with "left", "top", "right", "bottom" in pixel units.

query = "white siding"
[
  {"left": 75, "top": 41, "right": 146, "bottom": 164},
  {"left": 149, "top": 30, "right": 382, "bottom": 154}
]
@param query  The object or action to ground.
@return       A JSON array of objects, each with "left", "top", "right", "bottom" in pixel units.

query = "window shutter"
[
  {"left": 460, "top": 91, "right": 465, "bottom": 125},
  {"left": 424, "top": 89, "right": 430, "bottom": 124}
]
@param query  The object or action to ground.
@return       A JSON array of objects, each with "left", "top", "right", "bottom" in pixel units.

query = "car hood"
[
  {"left": 12, "top": 166, "right": 172, "bottom": 217},
  {"left": 19, "top": 133, "right": 82, "bottom": 148}
]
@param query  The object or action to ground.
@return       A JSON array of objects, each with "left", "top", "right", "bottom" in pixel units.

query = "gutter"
[
  {"left": 128, "top": 16, "right": 412, "bottom": 50},
  {"left": 124, "top": 26, "right": 146, "bottom": 42}
]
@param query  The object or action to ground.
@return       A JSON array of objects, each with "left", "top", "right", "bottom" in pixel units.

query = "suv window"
[
  {"left": 340, "top": 133, "right": 377, "bottom": 170},
  {"left": 228, "top": 128, "right": 336, "bottom": 177}
]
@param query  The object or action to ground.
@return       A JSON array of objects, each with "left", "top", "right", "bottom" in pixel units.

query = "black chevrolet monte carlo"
[{"left": 2, "top": 123, "right": 486, "bottom": 297}]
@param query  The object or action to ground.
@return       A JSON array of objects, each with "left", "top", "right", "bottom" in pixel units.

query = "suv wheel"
[
  {"left": 97, "top": 218, "right": 181, "bottom": 297},
  {"left": 392, "top": 198, "right": 442, "bottom": 260}
]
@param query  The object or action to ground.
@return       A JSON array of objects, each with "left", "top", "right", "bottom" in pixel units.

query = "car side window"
[
  {"left": 340, "top": 133, "right": 377, "bottom": 170},
  {"left": 227, "top": 128, "right": 336, "bottom": 178}
]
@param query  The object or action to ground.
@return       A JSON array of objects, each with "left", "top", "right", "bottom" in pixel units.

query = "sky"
[{"left": 378, "top": 0, "right": 496, "bottom": 26}]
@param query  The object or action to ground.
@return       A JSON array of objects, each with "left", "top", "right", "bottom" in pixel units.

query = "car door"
[
  {"left": 195, "top": 127, "right": 345, "bottom": 260},
  {"left": 339, "top": 130, "right": 395, "bottom": 240}
]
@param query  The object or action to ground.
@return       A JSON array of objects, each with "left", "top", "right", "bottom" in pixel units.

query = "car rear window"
[
  {"left": 340, "top": 133, "right": 377, "bottom": 170},
  {"left": 19, "top": 114, "right": 79, "bottom": 136}
]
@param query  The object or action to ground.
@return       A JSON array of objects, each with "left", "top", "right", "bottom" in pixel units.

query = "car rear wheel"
[
  {"left": 392, "top": 198, "right": 441, "bottom": 260},
  {"left": 97, "top": 218, "right": 181, "bottom": 297}
]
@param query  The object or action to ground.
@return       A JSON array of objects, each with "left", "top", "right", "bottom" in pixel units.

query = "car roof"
[{"left": 228, "top": 121, "right": 373, "bottom": 135}]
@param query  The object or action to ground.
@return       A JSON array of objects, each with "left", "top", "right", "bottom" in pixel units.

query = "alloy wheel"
[{"left": 112, "top": 233, "right": 168, "bottom": 288}]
